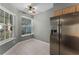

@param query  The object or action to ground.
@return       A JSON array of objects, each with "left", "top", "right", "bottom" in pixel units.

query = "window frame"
[
  {"left": 0, "top": 5, "right": 16, "bottom": 46},
  {"left": 21, "top": 16, "right": 33, "bottom": 37}
]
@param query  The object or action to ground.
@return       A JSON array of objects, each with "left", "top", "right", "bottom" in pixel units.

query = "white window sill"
[
  {"left": 0, "top": 38, "right": 15, "bottom": 46},
  {"left": 21, "top": 33, "right": 34, "bottom": 37}
]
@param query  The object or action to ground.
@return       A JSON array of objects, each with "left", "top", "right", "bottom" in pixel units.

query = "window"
[
  {"left": 21, "top": 16, "right": 32, "bottom": 36},
  {"left": 0, "top": 9, "right": 14, "bottom": 41},
  {"left": 0, "top": 9, "right": 4, "bottom": 40}
]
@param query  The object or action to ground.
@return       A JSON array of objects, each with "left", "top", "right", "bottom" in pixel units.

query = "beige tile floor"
[{"left": 4, "top": 38, "right": 49, "bottom": 55}]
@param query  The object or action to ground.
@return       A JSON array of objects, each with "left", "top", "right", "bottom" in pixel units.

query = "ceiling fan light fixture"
[
  {"left": 25, "top": 4, "right": 37, "bottom": 15},
  {"left": 33, "top": 6, "right": 37, "bottom": 10},
  {"left": 28, "top": 10, "right": 32, "bottom": 14}
]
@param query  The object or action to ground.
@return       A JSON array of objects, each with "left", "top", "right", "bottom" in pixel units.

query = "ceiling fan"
[{"left": 25, "top": 3, "right": 37, "bottom": 15}]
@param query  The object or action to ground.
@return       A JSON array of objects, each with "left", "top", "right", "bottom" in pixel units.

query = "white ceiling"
[{"left": 10, "top": 3, "right": 53, "bottom": 15}]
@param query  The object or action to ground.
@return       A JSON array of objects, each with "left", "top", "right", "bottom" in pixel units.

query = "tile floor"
[{"left": 4, "top": 38, "right": 49, "bottom": 55}]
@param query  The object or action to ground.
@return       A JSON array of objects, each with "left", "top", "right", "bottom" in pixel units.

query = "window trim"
[
  {"left": 0, "top": 5, "right": 16, "bottom": 46},
  {"left": 21, "top": 16, "right": 34, "bottom": 37}
]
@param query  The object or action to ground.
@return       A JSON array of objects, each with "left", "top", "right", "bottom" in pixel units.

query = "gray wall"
[
  {"left": 0, "top": 3, "right": 33, "bottom": 54},
  {"left": 33, "top": 8, "right": 53, "bottom": 43}
]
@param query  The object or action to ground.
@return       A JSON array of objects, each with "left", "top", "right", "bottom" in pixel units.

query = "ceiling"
[{"left": 10, "top": 3, "right": 53, "bottom": 15}]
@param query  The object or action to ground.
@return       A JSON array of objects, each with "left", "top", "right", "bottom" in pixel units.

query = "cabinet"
[
  {"left": 76, "top": 5, "right": 79, "bottom": 12},
  {"left": 63, "top": 6, "right": 76, "bottom": 14},
  {"left": 54, "top": 9, "right": 63, "bottom": 16},
  {"left": 53, "top": 4, "right": 79, "bottom": 17}
]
